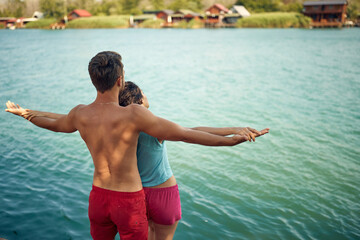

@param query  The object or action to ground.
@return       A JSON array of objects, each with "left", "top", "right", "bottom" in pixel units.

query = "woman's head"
[{"left": 118, "top": 81, "right": 149, "bottom": 108}]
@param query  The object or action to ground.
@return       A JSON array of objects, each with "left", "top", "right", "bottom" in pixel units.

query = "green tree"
[
  {"left": 280, "top": 2, "right": 303, "bottom": 12},
  {"left": 1, "top": 0, "right": 25, "bottom": 17},
  {"left": 122, "top": 0, "right": 141, "bottom": 14},
  {"left": 168, "top": 0, "right": 202, "bottom": 11},
  {"left": 347, "top": 1, "right": 359, "bottom": 19},
  {"left": 151, "top": 0, "right": 164, "bottom": 10},
  {"left": 236, "top": 0, "right": 281, "bottom": 12},
  {"left": 40, "top": 0, "right": 66, "bottom": 19},
  {"left": 90, "top": 0, "right": 122, "bottom": 16}
]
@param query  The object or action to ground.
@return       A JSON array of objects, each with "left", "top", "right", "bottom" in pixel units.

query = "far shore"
[{"left": 17, "top": 12, "right": 312, "bottom": 30}]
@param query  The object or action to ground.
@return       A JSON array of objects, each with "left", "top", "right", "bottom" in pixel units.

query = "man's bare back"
[{"left": 74, "top": 102, "right": 143, "bottom": 192}]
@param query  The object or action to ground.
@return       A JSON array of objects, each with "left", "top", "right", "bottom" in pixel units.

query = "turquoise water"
[{"left": 0, "top": 28, "right": 359, "bottom": 240}]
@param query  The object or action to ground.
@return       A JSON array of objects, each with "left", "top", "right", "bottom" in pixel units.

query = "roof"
[
  {"left": 170, "top": 14, "right": 184, "bottom": 18},
  {"left": 303, "top": 0, "right": 347, "bottom": 6},
  {"left": 32, "top": 11, "right": 44, "bottom": 19},
  {"left": 5, "top": 18, "right": 17, "bottom": 22},
  {"left": 143, "top": 10, "right": 162, "bottom": 14},
  {"left": 184, "top": 13, "right": 200, "bottom": 17},
  {"left": 22, "top": 18, "right": 38, "bottom": 23},
  {"left": 176, "top": 9, "right": 195, "bottom": 15},
  {"left": 0, "top": 17, "right": 16, "bottom": 21},
  {"left": 207, "top": 3, "right": 229, "bottom": 13},
  {"left": 231, "top": 5, "right": 251, "bottom": 17},
  {"left": 159, "top": 10, "right": 174, "bottom": 15},
  {"left": 70, "top": 9, "right": 92, "bottom": 17},
  {"left": 175, "top": 9, "right": 201, "bottom": 17}
]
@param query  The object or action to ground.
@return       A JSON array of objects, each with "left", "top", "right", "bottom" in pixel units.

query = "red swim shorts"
[
  {"left": 144, "top": 184, "right": 182, "bottom": 225},
  {"left": 88, "top": 185, "right": 148, "bottom": 240}
]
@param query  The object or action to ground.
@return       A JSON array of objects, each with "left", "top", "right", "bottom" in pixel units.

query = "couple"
[{"left": 6, "top": 51, "right": 269, "bottom": 240}]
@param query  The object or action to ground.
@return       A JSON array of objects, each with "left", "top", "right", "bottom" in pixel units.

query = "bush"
[
  {"left": 173, "top": 20, "right": 188, "bottom": 29},
  {"left": 0, "top": 23, "right": 5, "bottom": 29},
  {"left": 187, "top": 18, "right": 204, "bottom": 29},
  {"left": 25, "top": 19, "right": 57, "bottom": 29},
  {"left": 237, "top": 12, "right": 311, "bottom": 28},
  {"left": 66, "top": 16, "right": 129, "bottom": 29},
  {"left": 140, "top": 18, "right": 164, "bottom": 28}
]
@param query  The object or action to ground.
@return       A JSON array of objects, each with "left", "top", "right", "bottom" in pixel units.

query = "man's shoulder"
[
  {"left": 125, "top": 104, "right": 148, "bottom": 114},
  {"left": 124, "top": 104, "right": 152, "bottom": 123},
  {"left": 67, "top": 104, "right": 91, "bottom": 119},
  {"left": 70, "top": 104, "right": 88, "bottom": 114}
]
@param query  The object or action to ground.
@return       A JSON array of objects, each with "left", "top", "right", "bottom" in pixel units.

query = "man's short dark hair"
[
  {"left": 88, "top": 51, "right": 124, "bottom": 93},
  {"left": 118, "top": 81, "right": 143, "bottom": 107}
]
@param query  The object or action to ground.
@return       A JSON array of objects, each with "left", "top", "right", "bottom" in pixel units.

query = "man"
[{"left": 5, "top": 51, "right": 268, "bottom": 240}]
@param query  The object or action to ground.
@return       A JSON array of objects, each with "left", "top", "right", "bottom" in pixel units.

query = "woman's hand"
[{"left": 21, "top": 110, "right": 45, "bottom": 121}]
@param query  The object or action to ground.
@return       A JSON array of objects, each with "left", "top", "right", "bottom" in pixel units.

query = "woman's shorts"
[{"left": 144, "top": 184, "right": 182, "bottom": 225}]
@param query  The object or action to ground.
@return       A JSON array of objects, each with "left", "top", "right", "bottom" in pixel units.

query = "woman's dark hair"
[
  {"left": 118, "top": 81, "right": 143, "bottom": 107},
  {"left": 88, "top": 51, "right": 124, "bottom": 93}
]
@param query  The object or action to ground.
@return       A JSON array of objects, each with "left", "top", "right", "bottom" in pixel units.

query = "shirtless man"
[{"left": 5, "top": 51, "right": 269, "bottom": 240}]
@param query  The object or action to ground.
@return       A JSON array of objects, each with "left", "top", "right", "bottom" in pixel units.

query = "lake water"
[{"left": 0, "top": 28, "right": 359, "bottom": 240}]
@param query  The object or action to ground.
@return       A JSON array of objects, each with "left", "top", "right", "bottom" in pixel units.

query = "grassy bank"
[
  {"left": 25, "top": 19, "right": 57, "bottom": 29},
  {"left": 66, "top": 16, "right": 129, "bottom": 29},
  {"left": 237, "top": 12, "right": 311, "bottom": 28}
]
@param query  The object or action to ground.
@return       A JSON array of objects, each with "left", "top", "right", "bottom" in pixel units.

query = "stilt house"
[{"left": 303, "top": 0, "right": 348, "bottom": 27}]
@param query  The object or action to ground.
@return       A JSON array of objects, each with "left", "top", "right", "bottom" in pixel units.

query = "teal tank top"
[{"left": 137, "top": 132, "right": 173, "bottom": 187}]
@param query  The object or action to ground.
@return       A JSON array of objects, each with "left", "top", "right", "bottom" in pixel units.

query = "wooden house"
[
  {"left": 206, "top": 3, "right": 229, "bottom": 15},
  {"left": 0, "top": 17, "right": 37, "bottom": 29},
  {"left": 0, "top": 17, "right": 15, "bottom": 28},
  {"left": 205, "top": 3, "right": 229, "bottom": 26},
  {"left": 155, "top": 10, "right": 190, "bottom": 26},
  {"left": 156, "top": 10, "right": 174, "bottom": 23},
  {"left": 303, "top": 0, "right": 348, "bottom": 27},
  {"left": 68, "top": 9, "right": 92, "bottom": 21}
]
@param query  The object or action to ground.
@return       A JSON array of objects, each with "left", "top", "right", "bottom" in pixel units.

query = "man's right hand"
[
  {"left": 5, "top": 101, "right": 28, "bottom": 118},
  {"left": 232, "top": 128, "right": 269, "bottom": 144},
  {"left": 236, "top": 127, "right": 270, "bottom": 142}
]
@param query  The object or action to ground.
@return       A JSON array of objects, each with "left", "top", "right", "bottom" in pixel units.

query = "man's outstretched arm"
[
  {"left": 131, "top": 105, "right": 268, "bottom": 146},
  {"left": 190, "top": 126, "right": 269, "bottom": 142},
  {"left": 23, "top": 110, "right": 65, "bottom": 120},
  {"left": 5, "top": 101, "right": 78, "bottom": 133}
]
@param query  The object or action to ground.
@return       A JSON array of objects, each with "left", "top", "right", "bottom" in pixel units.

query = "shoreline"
[{"left": 11, "top": 12, "right": 314, "bottom": 30}]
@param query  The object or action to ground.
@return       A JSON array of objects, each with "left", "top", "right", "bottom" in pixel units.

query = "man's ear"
[{"left": 116, "top": 76, "right": 123, "bottom": 87}]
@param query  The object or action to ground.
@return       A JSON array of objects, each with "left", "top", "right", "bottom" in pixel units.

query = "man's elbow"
[
  {"left": 50, "top": 125, "right": 77, "bottom": 133},
  {"left": 59, "top": 128, "right": 77, "bottom": 133},
  {"left": 164, "top": 128, "right": 188, "bottom": 142}
]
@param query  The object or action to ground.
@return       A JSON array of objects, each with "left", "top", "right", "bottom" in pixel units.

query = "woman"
[
  {"left": 21, "top": 82, "right": 268, "bottom": 240},
  {"left": 118, "top": 81, "right": 267, "bottom": 240}
]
